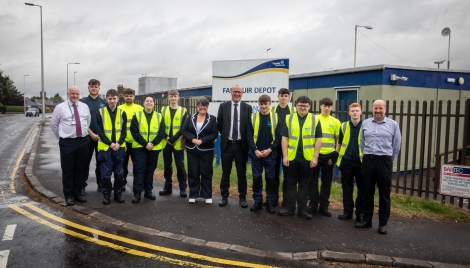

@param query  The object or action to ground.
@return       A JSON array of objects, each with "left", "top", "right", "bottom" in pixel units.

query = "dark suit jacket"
[
  {"left": 217, "top": 100, "right": 252, "bottom": 153},
  {"left": 181, "top": 112, "right": 218, "bottom": 151}
]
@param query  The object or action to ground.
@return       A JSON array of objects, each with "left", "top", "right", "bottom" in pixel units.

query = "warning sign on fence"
[{"left": 440, "top": 164, "right": 470, "bottom": 198}]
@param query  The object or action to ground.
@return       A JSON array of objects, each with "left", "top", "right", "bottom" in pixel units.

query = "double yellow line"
[{"left": 10, "top": 203, "right": 275, "bottom": 267}]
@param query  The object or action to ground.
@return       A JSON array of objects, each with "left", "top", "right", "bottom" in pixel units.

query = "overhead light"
[
  {"left": 390, "top": 74, "right": 408, "bottom": 84},
  {"left": 447, "top": 78, "right": 455, "bottom": 83}
]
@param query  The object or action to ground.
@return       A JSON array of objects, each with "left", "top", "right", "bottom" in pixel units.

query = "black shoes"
[
  {"left": 355, "top": 220, "right": 373, "bottom": 228},
  {"left": 97, "top": 182, "right": 102, "bottom": 193},
  {"left": 278, "top": 208, "right": 295, "bottom": 216},
  {"left": 180, "top": 191, "right": 187, "bottom": 198},
  {"left": 307, "top": 204, "right": 318, "bottom": 214},
  {"left": 103, "top": 191, "right": 111, "bottom": 205},
  {"left": 81, "top": 187, "right": 85, "bottom": 196},
  {"left": 132, "top": 192, "right": 141, "bottom": 203},
  {"left": 250, "top": 202, "right": 262, "bottom": 212},
  {"left": 266, "top": 203, "right": 276, "bottom": 214},
  {"left": 263, "top": 200, "right": 279, "bottom": 207},
  {"left": 219, "top": 198, "right": 228, "bottom": 206},
  {"left": 338, "top": 214, "right": 353, "bottom": 220},
  {"left": 74, "top": 195, "right": 86, "bottom": 203},
  {"left": 114, "top": 190, "right": 125, "bottom": 203},
  {"left": 65, "top": 198, "right": 75, "bottom": 206},
  {"left": 319, "top": 208, "right": 332, "bottom": 217},
  {"left": 144, "top": 190, "right": 156, "bottom": 200},
  {"left": 239, "top": 199, "right": 248, "bottom": 208},
  {"left": 159, "top": 187, "right": 172, "bottom": 196},
  {"left": 297, "top": 211, "right": 312, "bottom": 219},
  {"left": 356, "top": 215, "right": 364, "bottom": 223},
  {"left": 378, "top": 225, "right": 387, "bottom": 234}
]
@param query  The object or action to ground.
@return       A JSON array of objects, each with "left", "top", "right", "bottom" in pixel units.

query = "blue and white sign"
[
  {"left": 440, "top": 164, "right": 470, "bottom": 198},
  {"left": 212, "top": 58, "right": 289, "bottom": 101}
]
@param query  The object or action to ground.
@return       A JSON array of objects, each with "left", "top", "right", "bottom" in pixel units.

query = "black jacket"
[
  {"left": 181, "top": 112, "right": 218, "bottom": 151},
  {"left": 217, "top": 101, "right": 252, "bottom": 153}
]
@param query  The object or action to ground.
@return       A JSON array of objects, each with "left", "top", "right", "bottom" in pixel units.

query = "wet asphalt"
[{"left": 32, "top": 118, "right": 470, "bottom": 266}]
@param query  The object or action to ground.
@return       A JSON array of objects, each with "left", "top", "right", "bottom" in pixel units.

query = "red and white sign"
[{"left": 440, "top": 164, "right": 470, "bottom": 198}]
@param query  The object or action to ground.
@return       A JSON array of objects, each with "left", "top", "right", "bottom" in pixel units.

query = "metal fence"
[{"left": 126, "top": 97, "right": 470, "bottom": 209}]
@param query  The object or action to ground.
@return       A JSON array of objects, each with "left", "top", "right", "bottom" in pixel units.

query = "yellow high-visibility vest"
[
  {"left": 251, "top": 112, "right": 278, "bottom": 146},
  {"left": 158, "top": 106, "right": 186, "bottom": 150},
  {"left": 97, "top": 107, "right": 126, "bottom": 152},
  {"left": 286, "top": 113, "right": 320, "bottom": 161},
  {"left": 118, "top": 103, "right": 143, "bottom": 143},
  {"left": 336, "top": 122, "right": 363, "bottom": 166},
  {"left": 318, "top": 114, "right": 340, "bottom": 154},
  {"left": 132, "top": 111, "right": 164, "bottom": 151}
]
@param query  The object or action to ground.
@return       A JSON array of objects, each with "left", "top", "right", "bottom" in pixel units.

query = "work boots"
[
  {"left": 114, "top": 189, "right": 125, "bottom": 203},
  {"left": 103, "top": 190, "right": 111, "bottom": 205},
  {"left": 145, "top": 190, "right": 156, "bottom": 200},
  {"left": 132, "top": 192, "right": 141, "bottom": 203},
  {"left": 159, "top": 185, "right": 172, "bottom": 196}
]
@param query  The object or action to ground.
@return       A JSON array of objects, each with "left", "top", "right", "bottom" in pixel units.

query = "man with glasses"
[
  {"left": 81, "top": 79, "right": 107, "bottom": 193},
  {"left": 278, "top": 96, "right": 322, "bottom": 219},
  {"left": 217, "top": 84, "right": 252, "bottom": 208}
]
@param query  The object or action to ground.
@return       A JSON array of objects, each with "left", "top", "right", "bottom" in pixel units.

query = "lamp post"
[
  {"left": 267, "top": 48, "right": 271, "bottom": 59},
  {"left": 441, "top": 27, "right": 451, "bottom": 69},
  {"left": 24, "top": 75, "right": 29, "bottom": 114},
  {"left": 25, "top": 3, "right": 46, "bottom": 123},
  {"left": 74, "top": 71, "right": 77, "bottom": 85},
  {"left": 67, "top": 62, "right": 80, "bottom": 97},
  {"left": 354, "top": 25, "right": 373, "bottom": 68}
]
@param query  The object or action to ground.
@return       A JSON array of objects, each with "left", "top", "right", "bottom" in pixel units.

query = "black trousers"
[
  {"left": 132, "top": 149, "right": 160, "bottom": 194},
  {"left": 123, "top": 141, "right": 133, "bottom": 184},
  {"left": 362, "top": 155, "right": 393, "bottom": 226},
  {"left": 220, "top": 141, "right": 247, "bottom": 199},
  {"left": 85, "top": 136, "right": 101, "bottom": 186},
  {"left": 309, "top": 152, "right": 336, "bottom": 210},
  {"left": 163, "top": 145, "right": 187, "bottom": 190},
  {"left": 187, "top": 150, "right": 213, "bottom": 199},
  {"left": 340, "top": 159, "right": 364, "bottom": 217},
  {"left": 283, "top": 157, "right": 312, "bottom": 212},
  {"left": 274, "top": 146, "right": 283, "bottom": 202},
  {"left": 59, "top": 137, "right": 90, "bottom": 199}
]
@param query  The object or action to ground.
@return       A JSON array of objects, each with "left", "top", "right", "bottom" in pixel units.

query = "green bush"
[{"left": 6, "top": 106, "right": 25, "bottom": 113}]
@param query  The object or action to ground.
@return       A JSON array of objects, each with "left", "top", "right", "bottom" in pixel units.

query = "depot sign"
[
  {"left": 440, "top": 164, "right": 470, "bottom": 198},
  {"left": 212, "top": 58, "right": 289, "bottom": 101}
]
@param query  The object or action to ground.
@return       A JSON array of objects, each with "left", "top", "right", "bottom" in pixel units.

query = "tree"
[
  {"left": 0, "top": 71, "right": 24, "bottom": 106},
  {"left": 51, "top": 93, "right": 64, "bottom": 102}
]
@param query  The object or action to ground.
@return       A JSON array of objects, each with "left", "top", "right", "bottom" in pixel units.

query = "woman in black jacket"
[{"left": 181, "top": 98, "right": 218, "bottom": 204}]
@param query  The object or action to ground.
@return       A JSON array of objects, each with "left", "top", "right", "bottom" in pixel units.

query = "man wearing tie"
[
  {"left": 218, "top": 84, "right": 252, "bottom": 208},
  {"left": 51, "top": 86, "right": 91, "bottom": 206}
]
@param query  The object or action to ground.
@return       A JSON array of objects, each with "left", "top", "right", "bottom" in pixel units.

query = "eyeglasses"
[
  {"left": 232, "top": 91, "right": 243, "bottom": 95},
  {"left": 297, "top": 104, "right": 309, "bottom": 108}
]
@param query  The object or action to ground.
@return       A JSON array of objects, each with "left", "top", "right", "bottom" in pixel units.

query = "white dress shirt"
[
  {"left": 229, "top": 100, "right": 241, "bottom": 140},
  {"left": 51, "top": 100, "right": 91, "bottom": 139}
]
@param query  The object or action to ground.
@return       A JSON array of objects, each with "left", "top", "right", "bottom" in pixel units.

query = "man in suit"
[{"left": 218, "top": 84, "right": 252, "bottom": 208}]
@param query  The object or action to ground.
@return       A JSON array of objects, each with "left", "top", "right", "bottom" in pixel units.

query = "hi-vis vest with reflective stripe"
[
  {"left": 132, "top": 111, "right": 164, "bottom": 151},
  {"left": 271, "top": 105, "right": 296, "bottom": 114},
  {"left": 318, "top": 115, "right": 340, "bottom": 154},
  {"left": 251, "top": 112, "right": 278, "bottom": 146},
  {"left": 158, "top": 106, "right": 186, "bottom": 150},
  {"left": 118, "top": 103, "right": 143, "bottom": 143},
  {"left": 97, "top": 107, "right": 126, "bottom": 152},
  {"left": 286, "top": 113, "right": 320, "bottom": 161},
  {"left": 336, "top": 122, "right": 363, "bottom": 166}
]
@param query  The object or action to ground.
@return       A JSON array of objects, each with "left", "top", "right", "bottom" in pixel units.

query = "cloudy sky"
[{"left": 1, "top": 0, "right": 469, "bottom": 98}]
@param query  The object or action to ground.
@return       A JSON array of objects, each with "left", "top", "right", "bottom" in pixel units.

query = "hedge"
[{"left": 6, "top": 106, "right": 25, "bottom": 113}]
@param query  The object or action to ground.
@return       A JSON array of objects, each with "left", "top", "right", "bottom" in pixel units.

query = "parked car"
[{"left": 25, "top": 108, "right": 39, "bottom": 117}]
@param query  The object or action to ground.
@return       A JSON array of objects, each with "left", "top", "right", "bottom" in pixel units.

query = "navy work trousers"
[
  {"left": 132, "top": 149, "right": 160, "bottom": 194},
  {"left": 283, "top": 157, "right": 312, "bottom": 212},
  {"left": 309, "top": 152, "right": 336, "bottom": 210},
  {"left": 122, "top": 141, "right": 133, "bottom": 185},
  {"left": 251, "top": 151, "right": 277, "bottom": 204},
  {"left": 339, "top": 159, "right": 364, "bottom": 217},
  {"left": 163, "top": 145, "right": 187, "bottom": 190},
  {"left": 99, "top": 148, "right": 125, "bottom": 191}
]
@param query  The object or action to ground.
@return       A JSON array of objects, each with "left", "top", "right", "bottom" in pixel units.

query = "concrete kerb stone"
[
  {"left": 428, "top": 262, "right": 468, "bottom": 268},
  {"left": 321, "top": 250, "right": 365, "bottom": 263},
  {"left": 392, "top": 257, "right": 433, "bottom": 268},
  {"left": 276, "top": 252, "right": 294, "bottom": 259},
  {"left": 123, "top": 223, "right": 160, "bottom": 236},
  {"left": 89, "top": 212, "right": 125, "bottom": 226},
  {"left": 366, "top": 254, "right": 394, "bottom": 266},
  {"left": 69, "top": 205, "right": 94, "bottom": 215},
  {"left": 292, "top": 251, "right": 318, "bottom": 261},
  {"left": 228, "top": 245, "right": 267, "bottom": 257},
  {"left": 205, "top": 241, "right": 231, "bottom": 250},
  {"left": 182, "top": 237, "right": 206, "bottom": 246},
  {"left": 156, "top": 231, "right": 185, "bottom": 241}
]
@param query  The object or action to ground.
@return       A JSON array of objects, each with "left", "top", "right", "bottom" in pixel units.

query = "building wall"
[{"left": 138, "top": 77, "right": 177, "bottom": 94}]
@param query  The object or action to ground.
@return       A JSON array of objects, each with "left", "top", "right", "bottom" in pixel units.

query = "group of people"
[{"left": 51, "top": 81, "right": 401, "bottom": 235}]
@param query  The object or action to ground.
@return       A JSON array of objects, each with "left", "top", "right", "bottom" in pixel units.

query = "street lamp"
[
  {"left": 67, "top": 62, "right": 80, "bottom": 97},
  {"left": 74, "top": 71, "right": 77, "bottom": 85},
  {"left": 434, "top": 60, "right": 445, "bottom": 69},
  {"left": 267, "top": 48, "right": 271, "bottom": 59},
  {"left": 25, "top": 2, "right": 46, "bottom": 123},
  {"left": 24, "top": 75, "right": 29, "bottom": 114},
  {"left": 354, "top": 25, "right": 373, "bottom": 68},
  {"left": 441, "top": 27, "right": 451, "bottom": 69}
]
